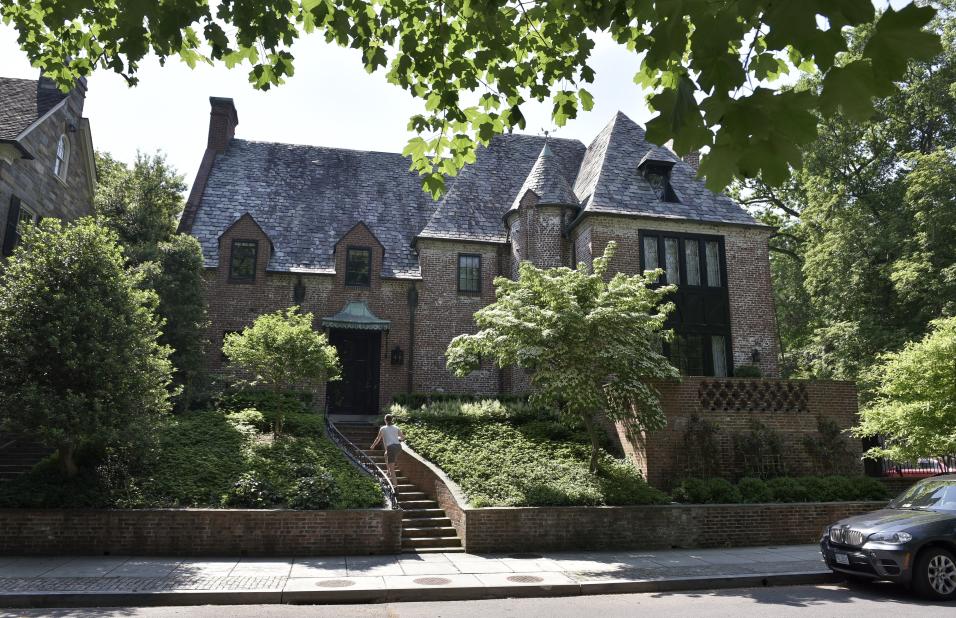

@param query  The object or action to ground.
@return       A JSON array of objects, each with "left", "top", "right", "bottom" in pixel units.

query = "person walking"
[{"left": 369, "top": 414, "right": 405, "bottom": 485}]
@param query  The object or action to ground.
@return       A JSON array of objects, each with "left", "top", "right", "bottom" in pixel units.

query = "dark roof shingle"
[{"left": 0, "top": 77, "right": 67, "bottom": 141}]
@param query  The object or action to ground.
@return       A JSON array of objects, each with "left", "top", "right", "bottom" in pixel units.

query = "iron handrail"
[{"left": 325, "top": 417, "right": 399, "bottom": 509}]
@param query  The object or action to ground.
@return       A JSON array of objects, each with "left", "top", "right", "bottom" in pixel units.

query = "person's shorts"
[{"left": 386, "top": 444, "right": 402, "bottom": 463}]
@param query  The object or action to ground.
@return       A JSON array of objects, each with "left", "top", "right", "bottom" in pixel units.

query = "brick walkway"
[{"left": 0, "top": 545, "right": 833, "bottom": 607}]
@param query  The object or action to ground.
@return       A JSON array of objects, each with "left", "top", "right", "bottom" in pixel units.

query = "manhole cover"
[
  {"left": 508, "top": 553, "right": 543, "bottom": 559},
  {"left": 414, "top": 577, "right": 452, "bottom": 586},
  {"left": 316, "top": 579, "right": 356, "bottom": 588},
  {"left": 507, "top": 575, "right": 544, "bottom": 583}
]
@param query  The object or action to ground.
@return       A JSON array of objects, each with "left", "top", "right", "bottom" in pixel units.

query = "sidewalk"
[{"left": 0, "top": 545, "right": 836, "bottom": 608}]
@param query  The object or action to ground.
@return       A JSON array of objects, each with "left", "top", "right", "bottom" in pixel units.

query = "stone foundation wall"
[{"left": 0, "top": 508, "right": 402, "bottom": 556}]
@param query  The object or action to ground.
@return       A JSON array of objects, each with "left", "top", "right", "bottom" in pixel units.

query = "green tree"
[
  {"left": 854, "top": 317, "right": 956, "bottom": 463},
  {"left": 223, "top": 308, "right": 341, "bottom": 438},
  {"left": 94, "top": 151, "right": 209, "bottom": 407},
  {"left": 1, "top": 1, "right": 941, "bottom": 194},
  {"left": 0, "top": 219, "right": 174, "bottom": 477},
  {"left": 446, "top": 242, "right": 678, "bottom": 473},
  {"left": 735, "top": 4, "right": 956, "bottom": 387}
]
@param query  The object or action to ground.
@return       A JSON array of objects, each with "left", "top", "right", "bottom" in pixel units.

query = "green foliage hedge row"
[
  {"left": 392, "top": 401, "right": 667, "bottom": 507},
  {"left": 671, "top": 476, "right": 890, "bottom": 504},
  {"left": 0, "top": 392, "right": 381, "bottom": 510},
  {"left": 392, "top": 392, "right": 529, "bottom": 409}
]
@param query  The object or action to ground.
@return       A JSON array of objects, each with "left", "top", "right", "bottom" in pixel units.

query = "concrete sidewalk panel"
[
  {"left": 475, "top": 572, "right": 580, "bottom": 598},
  {"left": 281, "top": 575, "right": 386, "bottom": 604},
  {"left": 384, "top": 574, "right": 486, "bottom": 602}
]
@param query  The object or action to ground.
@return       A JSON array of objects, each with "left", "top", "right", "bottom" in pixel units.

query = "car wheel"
[{"left": 913, "top": 547, "right": 956, "bottom": 601}]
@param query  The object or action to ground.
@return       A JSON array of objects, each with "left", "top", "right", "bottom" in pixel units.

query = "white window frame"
[{"left": 54, "top": 134, "right": 70, "bottom": 180}]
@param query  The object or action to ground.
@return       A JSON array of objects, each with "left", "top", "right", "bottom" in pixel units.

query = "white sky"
[
  {"left": 0, "top": 1, "right": 904, "bottom": 185},
  {"left": 0, "top": 26, "right": 652, "bottom": 185}
]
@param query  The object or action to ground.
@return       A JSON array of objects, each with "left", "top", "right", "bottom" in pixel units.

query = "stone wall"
[
  {"left": 574, "top": 215, "right": 780, "bottom": 378},
  {"left": 1, "top": 82, "right": 94, "bottom": 248},
  {"left": 0, "top": 508, "right": 402, "bottom": 556},
  {"left": 612, "top": 377, "right": 862, "bottom": 489}
]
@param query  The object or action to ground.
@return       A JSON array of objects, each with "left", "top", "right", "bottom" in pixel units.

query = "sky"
[{"left": 0, "top": 26, "right": 652, "bottom": 187}]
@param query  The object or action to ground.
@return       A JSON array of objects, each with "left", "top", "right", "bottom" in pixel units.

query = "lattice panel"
[{"left": 698, "top": 380, "right": 809, "bottom": 413}]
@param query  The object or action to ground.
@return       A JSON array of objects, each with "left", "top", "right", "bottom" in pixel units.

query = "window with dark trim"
[
  {"left": 229, "top": 239, "right": 258, "bottom": 282},
  {"left": 2, "top": 197, "right": 39, "bottom": 257},
  {"left": 345, "top": 247, "right": 371, "bottom": 287},
  {"left": 457, "top": 253, "right": 481, "bottom": 294},
  {"left": 642, "top": 164, "right": 679, "bottom": 202},
  {"left": 640, "top": 230, "right": 731, "bottom": 377}
]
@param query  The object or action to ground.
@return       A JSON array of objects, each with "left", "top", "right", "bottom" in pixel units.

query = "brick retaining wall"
[
  {"left": 462, "top": 501, "right": 883, "bottom": 553},
  {"left": 0, "top": 508, "right": 402, "bottom": 557}
]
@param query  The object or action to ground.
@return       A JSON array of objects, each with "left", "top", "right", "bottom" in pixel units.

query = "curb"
[{"left": 0, "top": 571, "right": 840, "bottom": 608}]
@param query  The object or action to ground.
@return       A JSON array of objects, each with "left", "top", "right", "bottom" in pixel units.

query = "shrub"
[
  {"left": 849, "top": 476, "right": 889, "bottom": 501},
  {"left": 671, "top": 478, "right": 741, "bottom": 504},
  {"left": 679, "top": 415, "right": 721, "bottom": 479},
  {"left": 287, "top": 471, "right": 339, "bottom": 510},
  {"left": 767, "top": 477, "right": 812, "bottom": 502},
  {"left": 733, "top": 419, "right": 787, "bottom": 479},
  {"left": 737, "top": 477, "right": 773, "bottom": 503},
  {"left": 227, "top": 471, "right": 280, "bottom": 508},
  {"left": 393, "top": 392, "right": 529, "bottom": 409},
  {"left": 734, "top": 364, "right": 762, "bottom": 378}
]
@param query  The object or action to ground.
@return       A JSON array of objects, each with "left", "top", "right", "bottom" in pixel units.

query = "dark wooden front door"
[{"left": 327, "top": 329, "right": 381, "bottom": 415}]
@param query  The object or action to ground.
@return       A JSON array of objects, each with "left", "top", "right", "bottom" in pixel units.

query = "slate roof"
[
  {"left": 419, "top": 134, "right": 586, "bottom": 243},
  {"left": 573, "top": 112, "right": 757, "bottom": 225},
  {"left": 190, "top": 139, "right": 438, "bottom": 278},
  {"left": 0, "top": 77, "right": 68, "bottom": 142},
  {"left": 191, "top": 111, "right": 760, "bottom": 277}
]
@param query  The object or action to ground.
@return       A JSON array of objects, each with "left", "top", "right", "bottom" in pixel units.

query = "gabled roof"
[
  {"left": 573, "top": 112, "right": 757, "bottom": 226},
  {"left": 0, "top": 77, "right": 68, "bottom": 145},
  {"left": 419, "top": 134, "right": 586, "bottom": 243},
  {"left": 507, "top": 142, "right": 579, "bottom": 213},
  {"left": 190, "top": 139, "right": 437, "bottom": 278}
]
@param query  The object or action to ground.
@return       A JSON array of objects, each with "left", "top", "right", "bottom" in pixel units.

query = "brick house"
[
  {"left": 0, "top": 74, "right": 95, "bottom": 256},
  {"left": 182, "top": 97, "right": 782, "bottom": 417}
]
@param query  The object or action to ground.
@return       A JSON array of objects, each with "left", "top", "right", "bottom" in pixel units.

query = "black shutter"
[{"left": 2, "top": 196, "right": 21, "bottom": 257}]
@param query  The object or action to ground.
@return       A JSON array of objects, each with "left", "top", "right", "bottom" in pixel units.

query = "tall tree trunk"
[
  {"left": 58, "top": 444, "right": 78, "bottom": 478},
  {"left": 580, "top": 411, "right": 601, "bottom": 475}
]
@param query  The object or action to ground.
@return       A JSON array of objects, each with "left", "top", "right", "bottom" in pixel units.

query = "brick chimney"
[
  {"left": 682, "top": 149, "right": 701, "bottom": 174},
  {"left": 207, "top": 97, "right": 238, "bottom": 153}
]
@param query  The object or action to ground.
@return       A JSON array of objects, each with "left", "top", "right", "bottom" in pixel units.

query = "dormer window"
[{"left": 637, "top": 153, "right": 679, "bottom": 203}]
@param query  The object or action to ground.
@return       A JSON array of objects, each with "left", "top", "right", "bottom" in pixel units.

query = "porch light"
[
  {"left": 751, "top": 349, "right": 760, "bottom": 364},
  {"left": 391, "top": 346, "right": 404, "bottom": 366}
]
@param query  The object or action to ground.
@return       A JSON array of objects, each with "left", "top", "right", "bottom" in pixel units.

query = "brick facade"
[
  {"left": 1, "top": 79, "right": 94, "bottom": 249},
  {"left": 0, "top": 508, "right": 401, "bottom": 556},
  {"left": 607, "top": 377, "right": 863, "bottom": 489}
]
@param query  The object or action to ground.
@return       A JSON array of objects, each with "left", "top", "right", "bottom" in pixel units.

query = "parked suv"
[{"left": 821, "top": 475, "right": 956, "bottom": 600}]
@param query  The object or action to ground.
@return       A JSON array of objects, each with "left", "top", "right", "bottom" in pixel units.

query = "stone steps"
[
  {"left": 0, "top": 436, "right": 52, "bottom": 481},
  {"left": 331, "top": 421, "right": 464, "bottom": 553}
]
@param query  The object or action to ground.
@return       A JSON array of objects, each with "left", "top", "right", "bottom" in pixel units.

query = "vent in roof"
[{"left": 637, "top": 153, "right": 679, "bottom": 203}]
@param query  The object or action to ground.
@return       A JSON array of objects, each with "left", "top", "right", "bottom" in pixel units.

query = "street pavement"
[
  {"left": 1, "top": 583, "right": 952, "bottom": 617},
  {"left": 0, "top": 545, "right": 835, "bottom": 608}
]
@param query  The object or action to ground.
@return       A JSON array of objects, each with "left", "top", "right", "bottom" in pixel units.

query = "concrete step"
[
  {"left": 396, "top": 484, "right": 418, "bottom": 492},
  {"left": 401, "top": 536, "right": 463, "bottom": 549},
  {"left": 402, "top": 516, "right": 452, "bottom": 528},
  {"left": 396, "top": 491, "right": 427, "bottom": 500},
  {"left": 401, "top": 526, "right": 458, "bottom": 538},
  {"left": 398, "top": 499, "right": 438, "bottom": 509},
  {"left": 402, "top": 546, "right": 466, "bottom": 554},
  {"left": 401, "top": 507, "right": 446, "bottom": 518}
]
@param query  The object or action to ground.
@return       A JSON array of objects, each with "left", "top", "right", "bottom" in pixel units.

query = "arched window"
[{"left": 54, "top": 134, "right": 69, "bottom": 179}]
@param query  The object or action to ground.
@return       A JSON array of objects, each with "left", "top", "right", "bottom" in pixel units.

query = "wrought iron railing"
[
  {"left": 874, "top": 456, "right": 956, "bottom": 477},
  {"left": 325, "top": 417, "right": 399, "bottom": 509}
]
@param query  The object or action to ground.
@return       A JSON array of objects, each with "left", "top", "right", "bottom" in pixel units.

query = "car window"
[{"left": 890, "top": 479, "right": 956, "bottom": 512}]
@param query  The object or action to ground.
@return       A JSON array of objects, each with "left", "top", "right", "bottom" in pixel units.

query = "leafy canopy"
[
  {"left": 94, "top": 151, "right": 209, "bottom": 407},
  {"left": 0, "top": 219, "right": 174, "bottom": 476},
  {"left": 223, "top": 308, "right": 340, "bottom": 436},
  {"left": 0, "top": 1, "right": 941, "bottom": 194},
  {"left": 854, "top": 317, "right": 956, "bottom": 463},
  {"left": 446, "top": 242, "right": 677, "bottom": 472}
]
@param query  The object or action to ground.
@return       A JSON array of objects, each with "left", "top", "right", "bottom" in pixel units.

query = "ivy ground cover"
[
  {"left": 392, "top": 400, "right": 668, "bottom": 507},
  {"left": 0, "top": 392, "right": 382, "bottom": 510}
]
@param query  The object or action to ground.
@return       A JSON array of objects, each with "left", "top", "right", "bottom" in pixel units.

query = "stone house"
[
  {"left": 0, "top": 74, "right": 95, "bottom": 256},
  {"left": 182, "top": 97, "right": 783, "bottom": 417}
]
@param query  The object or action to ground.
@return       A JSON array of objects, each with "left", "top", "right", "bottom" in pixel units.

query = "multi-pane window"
[
  {"left": 640, "top": 231, "right": 730, "bottom": 377},
  {"left": 458, "top": 254, "right": 481, "bottom": 294},
  {"left": 2, "top": 197, "right": 39, "bottom": 257},
  {"left": 345, "top": 247, "right": 371, "bottom": 287},
  {"left": 229, "top": 240, "right": 258, "bottom": 282},
  {"left": 54, "top": 134, "right": 69, "bottom": 179}
]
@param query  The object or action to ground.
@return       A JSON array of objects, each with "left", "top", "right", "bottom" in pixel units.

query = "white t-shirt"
[{"left": 380, "top": 425, "right": 401, "bottom": 447}]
